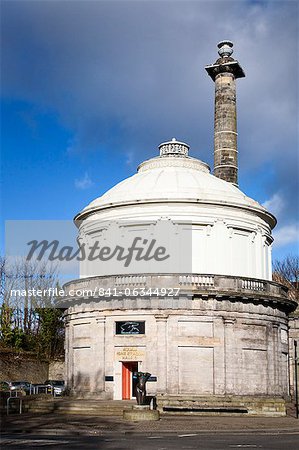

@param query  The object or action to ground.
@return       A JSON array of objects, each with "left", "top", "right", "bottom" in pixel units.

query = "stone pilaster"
[
  {"left": 289, "top": 318, "right": 299, "bottom": 399},
  {"left": 223, "top": 317, "right": 237, "bottom": 394},
  {"left": 155, "top": 314, "right": 168, "bottom": 394},
  {"left": 66, "top": 317, "right": 75, "bottom": 392},
  {"left": 270, "top": 322, "right": 280, "bottom": 395},
  {"left": 93, "top": 316, "right": 106, "bottom": 394},
  {"left": 64, "top": 318, "right": 71, "bottom": 389},
  {"left": 213, "top": 317, "right": 225, "bottom": 394}
]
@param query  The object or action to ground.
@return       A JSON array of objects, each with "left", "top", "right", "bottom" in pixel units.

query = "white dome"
[
  {"left": 78, "top": 155, "right": 274, "bottom": 227},
  {"left": 75, "top": 141, "right": 276, "bottom": 280}
]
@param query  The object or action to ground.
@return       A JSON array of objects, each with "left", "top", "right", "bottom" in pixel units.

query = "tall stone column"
[
  {"left": 206, "top": 41, "right": 245, "bottom": 186},
  {"left": 155, "top": 314, "right": 168, "bottom": 394}
]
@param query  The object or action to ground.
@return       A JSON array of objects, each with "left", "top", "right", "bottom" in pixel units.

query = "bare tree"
[
  {"left": 273, "top": 255, "right": 299, "bottom": 305},
  {"left": 0, "top": 256, "right": 64, "bottom": 357}
]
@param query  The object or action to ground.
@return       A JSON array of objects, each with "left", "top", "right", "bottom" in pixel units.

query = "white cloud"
[
  {"left": 273, "top": 223, "right": 299, "bottom": 248},
  {"left": 74, "top": 172, "right": 94, "bottom": 190},
  {"left": 263, "top": 193, "right": 285, "bottom": 217}
]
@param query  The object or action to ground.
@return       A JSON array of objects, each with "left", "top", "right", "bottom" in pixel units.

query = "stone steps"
[
  {"left": 27, "top": 399, "right": 134, "bottom": 416},
  {"left": 156, "top": 395, "right": 287, "bottom": 416},
  {"left": 20, "top": 396, "right": 289, "bottom": 417}
]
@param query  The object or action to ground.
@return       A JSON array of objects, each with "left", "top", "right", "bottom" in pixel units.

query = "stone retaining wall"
[{"left": 0, "top": 350, "right": 65, "bottom": 383}]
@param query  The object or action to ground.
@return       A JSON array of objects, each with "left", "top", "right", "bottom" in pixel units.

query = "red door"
[{"left": 122, "top": 362, "right": 138, "bottom": 400}]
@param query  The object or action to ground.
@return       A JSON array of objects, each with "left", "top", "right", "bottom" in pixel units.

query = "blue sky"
[{"left": 1, "top": 0, "right": 298, "bottom": 263}]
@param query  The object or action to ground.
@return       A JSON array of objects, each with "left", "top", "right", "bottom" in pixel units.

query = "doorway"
[{"left": 122, "top": 362, "right": 138, "bottom": 400}]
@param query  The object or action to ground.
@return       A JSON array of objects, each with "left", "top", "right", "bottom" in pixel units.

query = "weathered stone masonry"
[
  {"left": 206, "top": 40, "right": 245, "bottom": 186},
  {"left": 61, "top": 42, "right": 297, "bottom": 416}
]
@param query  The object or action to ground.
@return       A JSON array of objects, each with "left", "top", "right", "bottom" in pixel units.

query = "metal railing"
[
  {"left": 4, "top": 383, "right": 63, "bottom": 415},
  {"left": 31, "top": 384, "right": 61, "bottom": 397},
  {"left": 6, "top": 390, "right": 23, "bottom": 415}
]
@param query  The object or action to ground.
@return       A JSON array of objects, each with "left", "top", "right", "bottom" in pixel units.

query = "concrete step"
[
  {"left": 156, "top": 395, "right": 287, "bottom": 416},
  {"left": 27, "top": 399, "right": 135, "bottom": 416}
]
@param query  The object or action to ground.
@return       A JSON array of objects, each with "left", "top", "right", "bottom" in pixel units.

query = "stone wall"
[
  {"left": 0, "top": 350, "right": 65, "bottom": 383},
  {"left": 48, "top": 360, "right": 66, "bottom": 380},
  {"left": 65, "top": 294, "right": 290, "bottom": 403}
]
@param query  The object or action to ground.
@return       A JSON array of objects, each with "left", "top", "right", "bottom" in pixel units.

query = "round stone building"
[{"left": 63, "top": 42, "right": 296, "bottom": 415}]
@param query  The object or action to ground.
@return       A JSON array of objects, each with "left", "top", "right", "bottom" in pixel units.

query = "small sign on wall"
[
  {"left": 115, "top": 321, "right": 145, "bottom": 335},
  {"left": 115, "top": 347, "right": 145, "bottom": 361}
]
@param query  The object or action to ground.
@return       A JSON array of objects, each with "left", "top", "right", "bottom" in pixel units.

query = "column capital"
[
  {"left": 155, "top": 314, "right": 169, "bottom": 322},
  {"left": 206, "top": 60, "right": 245, "bottom": 81},
  {"left": 96, "top": 316, "right": 106, "bottom": 324},
  {"left": 223, "top": 317, "right": 236, "bottom": 325},
  {"left": 205, "top": 42, "right": 245, "bottom": 81}
]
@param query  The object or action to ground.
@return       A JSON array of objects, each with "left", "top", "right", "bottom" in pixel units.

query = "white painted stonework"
[{"left": 76, "top": 154, "right": 274, "bottom": 280}]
